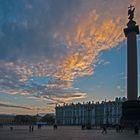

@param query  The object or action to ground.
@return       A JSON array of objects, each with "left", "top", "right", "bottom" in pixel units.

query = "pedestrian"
[
  {"left": 38, "top": 124, "right": 41, "bottom": 129},
  {"left": 29, "top": 125, "right": 31, "bottom": 132},
  {"left": 134, "top": 126, "right": 138, "bottom": 135},
  {"left": 53, "top": 124, "right": 57, "bottom": 130},
  {"left": 116, "top": 125, "right": 119, "bottom": 133},
  {"left": 10, "top": 126, "right": 13, "bottom": 131},
  {"left": 102, "top": 125, "right": 107, "bottom": 134},
  {"left": 120, "top": 125, "right": 123, "bottom": 132},
  {"left": 31, "top": 125, "right": 34, "bottom": 132},
  {"left": 81, "top": 124, "right": 85, "bottom": 130}
]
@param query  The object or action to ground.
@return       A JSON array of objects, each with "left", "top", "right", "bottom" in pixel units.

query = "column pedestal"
[{"left": 121, "top": 101, "right": 140, "bottom": 127}]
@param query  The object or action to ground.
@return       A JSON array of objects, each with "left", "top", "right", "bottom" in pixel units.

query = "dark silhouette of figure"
[
  {"left": 10, "top": 126, "right": 13, "bottom": 131},
  {"left": 38, "top": 124, "right": 41, "bottom": 129},
  {"left": 116, "top": 125, "right": 119, "bottom": 133},
  {"left": 128, "top": 5, "right": 135, "bottom": 20},
  {"left": 102, "top": 125, "right": 107, "bottom": 134},
  {"left": 29, "top": 125, "right": 31, "bottom": 132},
  {"left": 134, "top": 126, "right": 139, "bottom": 135},
  {"left": 0, "top": 124, "right": 3, "bottom": 128},
  {"left": 120, "top": 125, "right": 123, "bottom": 132},
  {"left": 53, "top": 124, "right": 57, "bottom": 130},
  {"left": 116, "top": 124, "right": 123, "bottom": 133},
  {"left": 81, "top": 124, "right": 85, "bottom": 130},
  {"left": 31, "top": 125, "right": 34, "bottom": 132}
]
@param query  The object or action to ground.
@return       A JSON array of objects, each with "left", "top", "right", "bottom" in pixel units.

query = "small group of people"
[
  {"left": 29, "top": 125, "right": 34, "bottom": 132},
  {"left": 105, "top": 124, "right": 139, "bottom": 135}
]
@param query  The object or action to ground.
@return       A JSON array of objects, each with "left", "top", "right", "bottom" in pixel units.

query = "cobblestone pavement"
[{"left": 0, "top": 126, "right": 140, "bottom": 140}]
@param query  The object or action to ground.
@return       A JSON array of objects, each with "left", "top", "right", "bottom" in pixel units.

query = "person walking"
[
  {"left": 29, "top": 125, "right": 31, "bottom": 132},
  {"left": 134, "top": 125, "right": 138, "bottom": 135},
  {"left": 31, "top": 125, "right": 34, "bottom": 132},
  {"left": 102, "top": 125, "right": 107, "bottom": 134}
]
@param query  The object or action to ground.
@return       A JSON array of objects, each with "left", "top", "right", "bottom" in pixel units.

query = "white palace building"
[{"left": 55, "top": 97, "right": 127, "bottom": 126}]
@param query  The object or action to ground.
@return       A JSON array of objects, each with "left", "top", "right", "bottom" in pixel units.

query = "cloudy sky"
[{"left": 0, "top": 0, "right": 140, "bottom": 115}]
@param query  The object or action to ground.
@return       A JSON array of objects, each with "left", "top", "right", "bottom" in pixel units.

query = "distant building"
[
  {"left": 56, "top": 102, "right": 95, "bottom": 125},
  {"left": 35, "top": 114, "right": 42, "bottom": 122},
  {"left": 0, "top": 115, "right": 15, "bottom": 125},
  {"left": 55, "top": 97, "right": 126, "bottom": 126}
]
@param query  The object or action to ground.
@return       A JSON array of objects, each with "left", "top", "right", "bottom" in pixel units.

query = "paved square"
[{"left": 0, "top": 126, "right": 140, "bottom": 140}]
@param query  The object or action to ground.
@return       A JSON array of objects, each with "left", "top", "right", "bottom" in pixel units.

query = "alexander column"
[{"left": 122, "top": 5, "right": 140, "bottom": 127}]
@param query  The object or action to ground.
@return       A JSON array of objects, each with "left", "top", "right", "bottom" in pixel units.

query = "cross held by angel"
[{"left": 128, "top": 5, "right": 135, "bottom": 20}]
